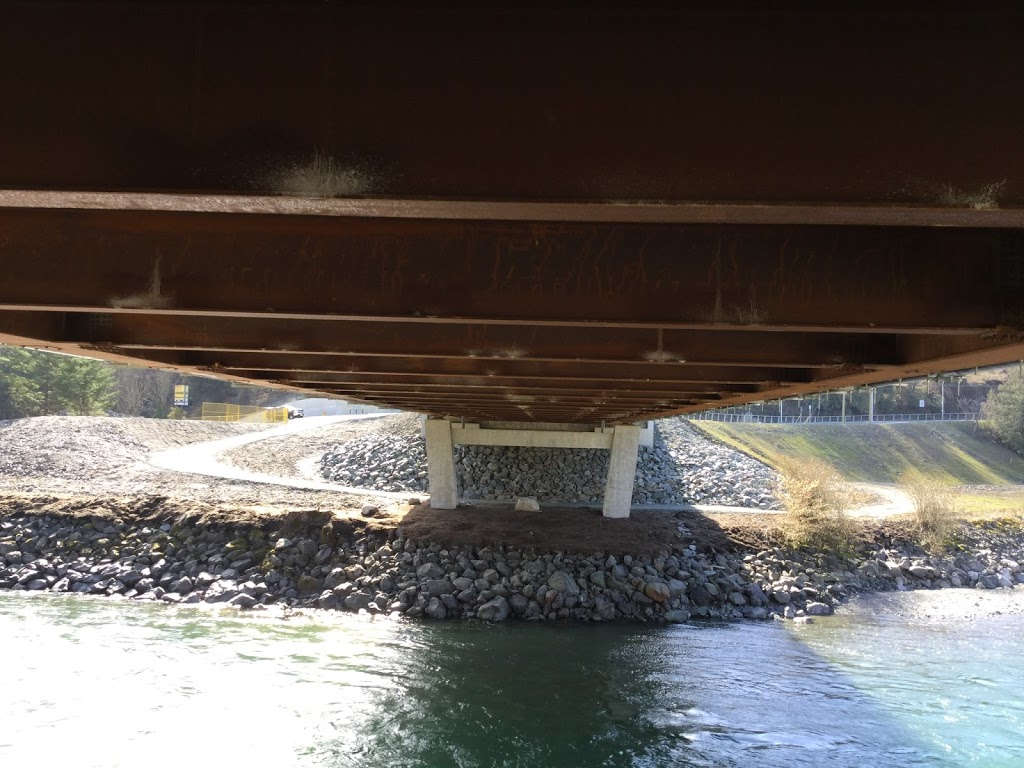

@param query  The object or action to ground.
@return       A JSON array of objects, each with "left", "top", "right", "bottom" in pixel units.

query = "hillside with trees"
[
  {"left": 983, "top": 373, "right": 1024, "bottom": 456},
  {"left": 0, "top": 346, "right": 290, "bottom": 420}
]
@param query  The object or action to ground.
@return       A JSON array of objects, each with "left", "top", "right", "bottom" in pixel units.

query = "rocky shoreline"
[{"left": 3, "top": 500, "right": 1023, "bottom": 624}]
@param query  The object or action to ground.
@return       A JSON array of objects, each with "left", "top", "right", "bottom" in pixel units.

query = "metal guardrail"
[{"left": 688, "top": 412, "right": 981, "bottom": 425}]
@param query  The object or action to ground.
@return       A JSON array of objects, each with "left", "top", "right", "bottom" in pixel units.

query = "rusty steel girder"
[{"left": 1, "top": 1, "right": 1024, "bottom": 423}]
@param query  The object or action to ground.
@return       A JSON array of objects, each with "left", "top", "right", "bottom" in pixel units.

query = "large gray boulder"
[
  {"left": 229, "top": 593, "right": 258, "bottom": 609},
  {"left": 425, "top": 597, "right": 448, "bottom": 620},
  {"left": 344, "top": 593, "right": 374, "bottom": 611},
  {"left": 548, "top": 571, "right": 580, "bottom": 596},
  {"left": 477, "top": 596, "right": 510, "bottom": 622},
  {"left": 666, "top": 578, "right": 687, "bottom": 597},
  {"left": 644, "top": 582, "right": 670, "bottom": 603},
  {"left": 416, "top": 562, "right": 445, "bottom": 580},
  {"left": 688, "top": 585, "right": 712, "bottom": 606},
  {"left": 423, "top": 579, "right": 454, "bottom": 597}
]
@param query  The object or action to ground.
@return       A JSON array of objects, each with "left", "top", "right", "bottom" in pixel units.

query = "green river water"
[{"left": 2, "top": 591, "right": 1022, "bottom": 767}]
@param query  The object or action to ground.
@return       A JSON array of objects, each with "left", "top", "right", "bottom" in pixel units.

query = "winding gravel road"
[{"left": 149, "top": 414, "right": 410, "bottom": 500}]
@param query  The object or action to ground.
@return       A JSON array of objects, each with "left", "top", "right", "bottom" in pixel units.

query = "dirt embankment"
[{"left": 0, "top": 415, "right": 395, "bottom": 512}]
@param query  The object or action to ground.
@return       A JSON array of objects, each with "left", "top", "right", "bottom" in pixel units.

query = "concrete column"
[
  {"left": 425, "top": 418, "right": 458, "bottom": 510},
  {"left": 602, "top": 424, "right": 641, "bottom": 519},
  {"left": 868, "top": 387, "right": 875, "bottom": 422}
]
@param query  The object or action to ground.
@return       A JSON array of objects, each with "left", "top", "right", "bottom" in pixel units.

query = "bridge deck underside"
[{"left": 1, "top": 1, "right": 1023, "bottom": 423}]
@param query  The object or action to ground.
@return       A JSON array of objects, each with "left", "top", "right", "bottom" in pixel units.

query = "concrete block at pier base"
[{"left": 515, "top": 497, "right": 540, "bottom": 512}]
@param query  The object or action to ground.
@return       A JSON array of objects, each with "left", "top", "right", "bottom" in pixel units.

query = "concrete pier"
[
  {"left": 424, "top": 419, "right": 644, "bottom": 518},
  {"left": 602, "top": 425, "right": 642, "bottom": 519},
  {"left": 424, "top": 418, "right": 458, "bottom": 510}
]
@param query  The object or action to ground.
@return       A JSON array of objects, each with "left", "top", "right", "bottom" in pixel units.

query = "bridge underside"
[{"left": 2, "top": 1, "right": 1024, "bottom": 426}]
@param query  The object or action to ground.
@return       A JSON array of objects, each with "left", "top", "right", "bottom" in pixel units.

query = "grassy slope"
[{"left": 696, "top": 422, "right": 1024, "bottom": 486}]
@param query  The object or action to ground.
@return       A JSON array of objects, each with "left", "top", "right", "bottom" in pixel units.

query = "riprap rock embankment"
[
  {"left": 3, "top": 503, "right": 1023, "bottom": 624},
  {"left": 320, "top": 417, "right": 779, "bottom": 509}
]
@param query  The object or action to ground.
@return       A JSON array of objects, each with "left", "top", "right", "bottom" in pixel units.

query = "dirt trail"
[{"left": 848, "top": 482, "right": 914, "bottom": 517}]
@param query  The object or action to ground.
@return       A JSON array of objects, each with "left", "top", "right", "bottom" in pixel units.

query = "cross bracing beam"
[
  {"left": 0, "top": 309, "right": 993, "bottom": 370},
  {"left": 0, "top": 303, "right": 1001, "bottom": 338},
  {"left": 281, "top": 383, "right": 745, "bottom": 397},
  {"left": 1, "top": 211, "right": 1022, "bottom": 332},
  {"left": 213, "top": 370, "right": 797, "bottom": 387},
  {"left": 6, "top": 191, "right": 1024, "bottom": 231}
]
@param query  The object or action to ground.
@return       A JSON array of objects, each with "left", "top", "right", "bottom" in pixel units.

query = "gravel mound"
[
  {"left": 320, "top": 417, "right": 780, "bottom": 509},
  {"left": 0, "top": 416, "right": 268, "bottom": 479}
]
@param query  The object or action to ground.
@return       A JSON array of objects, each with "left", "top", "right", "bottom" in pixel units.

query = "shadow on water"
[{"left": 311, "top": 619, "right": 941, "bottom": 768}]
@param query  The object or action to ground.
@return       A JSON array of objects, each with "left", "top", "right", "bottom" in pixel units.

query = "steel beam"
[
  {"left": 0, "top": 303, "right": 998, "bottom": 337},
  {"left": 221, "top": 370, "right": 794, "bottom": 387},
  {"left": 2, "top": 190, "right": 1023, "bottom": 230},
  {"left": 1, "top": 211, "right": 1021, "bottom": 332},
  {"left": 2, "top": 3, "right": 1023, "bottom": 205},
  {"left": 0, "top": 311, "right": 947, "bottom": 368},
  {"left": 282, "top": 382, "right": 749, "bottom": 397}
]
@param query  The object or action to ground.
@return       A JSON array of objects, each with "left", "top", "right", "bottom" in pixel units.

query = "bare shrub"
[
  {"left": 777, "top": 457, "right": 858, "bottom": 557},
  {"left": 904, "top": 478, "right": 961, "bottom": 550}
]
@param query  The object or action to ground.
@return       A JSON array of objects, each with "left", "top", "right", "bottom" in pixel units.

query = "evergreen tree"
[
  {"left": 983, "top": 373, "right": 1024, "bottom": 455},
  {"left": 65, "top": 356, "right": 116, "bottom": 415},
  {"left": 0, "top": 346, "right": 116, "bottom": 417}
]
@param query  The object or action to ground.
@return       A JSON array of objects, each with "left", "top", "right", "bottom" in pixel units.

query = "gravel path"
[
  {"left": 151, "top": 414, "right": 406, "bottom": 502},
  {"left": 848, "top": 482, "right": 914, "bottom": 518},
  {"left": 220, "top": 414, "right": 406, "bottom": 480}
]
